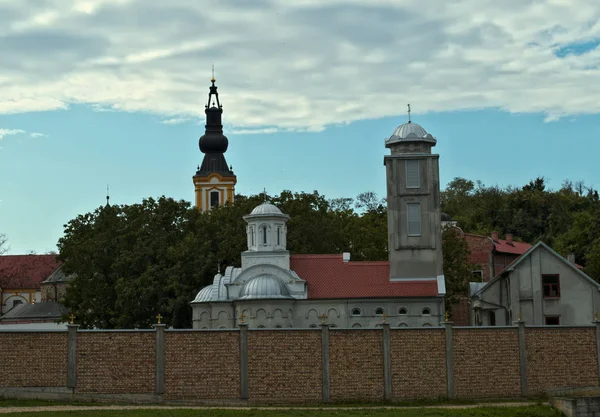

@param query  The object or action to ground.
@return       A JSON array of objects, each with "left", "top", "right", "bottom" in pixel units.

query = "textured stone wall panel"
[
  {"left": 390, "top": 329, "right": 446, "bottom": 400},
  {"left": 248, "top": 330, "right": 321, "bottom": 403},
  {"left": 76, "top": 332, "right": 155, "bottom": 394},
  {"left": 164, "top": 331, "right": 239, "bottom": 400},
  {"left": 0, "top": 332, "right": 67, "bottom": 387},
  {"left": 526, "top": 327, "right": 598, "bottom": 395},
  {"left": 330, "top": 330, "right": 384, "bottom": 401},
  {"left": 453, "top": 328, "right": 521, "bottom": 398}
]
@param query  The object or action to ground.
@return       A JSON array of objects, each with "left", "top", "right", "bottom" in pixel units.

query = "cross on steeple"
[
  {"left": 263, "top": 188, "right": 267, "bottom": 202},
  {"left": 407, "top": 104, "right": 411, "bottom": 123},
  {"left": 106, "top": 184, "right": 110, "bottom": 207},
  {"left": 211, "top": 64, "right": 215, "bottom": 83}
]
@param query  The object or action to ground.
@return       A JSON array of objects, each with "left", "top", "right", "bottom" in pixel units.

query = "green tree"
[{"left": 442, "top": 227, "right": 475, "bottom": 307}]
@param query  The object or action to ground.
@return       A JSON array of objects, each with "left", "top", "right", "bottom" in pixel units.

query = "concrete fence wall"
[{"left": 1, "top": 321, "right": 600, "bottom": 404}]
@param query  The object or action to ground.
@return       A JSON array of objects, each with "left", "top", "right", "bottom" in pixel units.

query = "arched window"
[
  {"left": 309, "top": 324, "right": 318, "bottom": 328},
  {"left": 351, "top": 308, "right": 362, "bottom": 316},
  {"left": 399, "top": 307, "right": 408, "bottom": 315},
  {"left": 277, "top": 226, "right": 281, "bottom": 245},
  {"left": 262, "top": 225, "right": 268, "bottom": 245},
  {"left": 422, "top": 323, "right": 432, "bottom": 327},
  {"left": 250, "top": 226, "right": 255, "bottom": 246},
  {"left": 398, "top": 323, "right": 409, "bottom": 327},
  {"left": 375, "top": 307, "right": 385, "bottom": 316},
  {"left": 257, "top": 325, "right": 266, "bottom": 329},
  {"left": 422, "top": 308, "right": 431, "bottom": 316},
  {"left": 489, "top": 311, "right": 496, "bottom": 326},
  {"left": 275, "top": 325, "right": 283, "bottom": 328},
  {"left": 352, "top": 323, "right": 362, "bottom": 328}
]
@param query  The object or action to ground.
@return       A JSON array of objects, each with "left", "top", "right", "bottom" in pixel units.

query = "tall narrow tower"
[
  {"left": 193, "top": 77, "right": 237, "bottom": 211},
  {"left": 384, "top": 113, "right": 443, "bottom": 283}
]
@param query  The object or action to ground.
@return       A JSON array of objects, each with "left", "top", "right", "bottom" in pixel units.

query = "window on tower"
[
  {"left": 277, "top": 226, "right": 281, "bottom": 245},
  {"left": 407, "top": 202, "right": 421, "bottom": 236},
  {"left": 250, "top": 226, "right": 255, "bottom": 246},
  {"left": 262, "top": 225, "right": 268, "bottom": 245},
  {"left": 210, "top": 190, "right": 220, "bottom": 208},
  {"left": 406, "top": 160, "right": 420, "bottom": 188}
]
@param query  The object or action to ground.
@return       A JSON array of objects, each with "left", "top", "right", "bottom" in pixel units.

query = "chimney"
[
  {"left": 342, "top": 252, "right": 351, "bottom": 262},
  {"left": 506, "top": 234, "right": 513, "bottom": 245},
  {"left": 567, "top": 253, "right": 575, "bottom": 264},
  {"left": 491, "top": 231, "right": 499, "bottom": 241}
]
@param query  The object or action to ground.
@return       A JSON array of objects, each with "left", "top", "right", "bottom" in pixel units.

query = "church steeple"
[{"left": 193, "top": 76, "right": 237, "bottom": 212}]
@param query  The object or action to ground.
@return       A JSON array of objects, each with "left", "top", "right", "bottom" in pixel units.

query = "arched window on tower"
[
  {"left": 262, "top": 225, "right": 268, "bottom": 245},
  {"left": 277, "top": 226, "right": 281, "bottom": 246},
  {"left": 250, "top": 226, "right": 255, "bottom": 246}
]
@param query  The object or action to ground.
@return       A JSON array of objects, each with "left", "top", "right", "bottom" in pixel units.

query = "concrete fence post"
[
  {"left": 444, "top": 320, "right": 454, "bottom": 398},
  {"left": 239, "top": 324, "right": 249, "bottom": 400},
  {"left": 594, "top": 318, "right": 600, "bottom": 386},
  {"left": 382, "top": 323, "right": 392, "bottom": 401},
  {"left": 321, "top": 324, "right": 331, "bottom": 403},
  {"left": 67, "top": 324, "right": 79, "bottom": 389},
  {"left": 153, "top": 324, "right": 166, "bottom": 395},
  {"left": 515, "top": 319, "right": 528, "bottom": 396}
]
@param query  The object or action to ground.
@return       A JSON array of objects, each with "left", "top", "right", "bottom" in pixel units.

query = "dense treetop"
[{"left": 57, "top": 177, "right": 600, "bottom": 328}]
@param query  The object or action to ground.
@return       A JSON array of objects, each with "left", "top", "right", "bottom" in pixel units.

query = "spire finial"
[
  {"left": 407, "top": 104, "right": 411, "bottom": 123},
  {"left": 106, "top": 184, "right": 110, "bottom": 207},
  {"left": 217, "top": 261, "right": 221, "bottom": 275},
  {"left": 211, "top": 64, "right": 215, "bottom": 83},
  {"left": 263, "top": 187, "right": 267, "bottom": 202}
]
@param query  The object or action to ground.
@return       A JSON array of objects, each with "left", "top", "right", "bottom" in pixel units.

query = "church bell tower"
[
  {"left": 384, "top": 108, "right": 444, "bottom": 283},
  {"left": 193, "top": 77, "right": 237, "bottom": 212}
]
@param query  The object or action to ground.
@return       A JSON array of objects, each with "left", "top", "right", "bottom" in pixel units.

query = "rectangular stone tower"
[{"left": 384, "top": 121, "right": 443, "bottom": 281}]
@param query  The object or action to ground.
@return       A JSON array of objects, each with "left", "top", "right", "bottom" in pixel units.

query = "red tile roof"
[
  {"left": 0, "top": 255, "right": 60, "bottom": 290},
  {"left": 492, "top": 238, "right": 532, "bottom": 255},
  {"left": 290, "top": 254, "right": 440, "bottom": 299}
]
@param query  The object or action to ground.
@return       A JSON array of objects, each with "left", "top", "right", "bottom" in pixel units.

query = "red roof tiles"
[
  {"left": 290, "top": 254, "right": 439, "bottom": 299},
  {"left": 0, "top": 255, "right": 60, "bottom": 289},
  {"left": 492, "top": 238, "right": 532, "bottom": 255}
]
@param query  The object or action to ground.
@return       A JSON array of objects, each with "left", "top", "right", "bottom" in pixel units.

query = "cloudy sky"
[{"left": 1, "top": 0, "right": 600, "bottom": 254}]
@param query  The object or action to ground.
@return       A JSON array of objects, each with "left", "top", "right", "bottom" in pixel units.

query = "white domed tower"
[
  {"left": 241, "top": 202, "right": 291, "bottom": 270},
  {"left": 384, "top": 107, "right": 444, "bottom": 283}
]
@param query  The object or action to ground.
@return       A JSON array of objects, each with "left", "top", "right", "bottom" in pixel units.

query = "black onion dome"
[{"left": 199, "top": 79, "right": 228, "bottom": 154}]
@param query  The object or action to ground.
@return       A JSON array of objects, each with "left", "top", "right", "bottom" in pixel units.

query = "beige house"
[{"left": 471, "top": 241, "right": 600, "bottom": 326}]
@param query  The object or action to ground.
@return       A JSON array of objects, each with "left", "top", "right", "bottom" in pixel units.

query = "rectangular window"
[
  {"left": 277, "top": 226, "right": 281, "bottom": 245},
  {"left": 250, "top": 227, "right": 255, "bottom": 246},
  {"left": 472, "top": 270, "right": 484, "bottom": 281},
  {"left": 406, "top": 160, "right": 420, "bottom": 188},
  {"left": 210, "top": 191, "right": 220, "bottom": 208},
  {"left": 542, "top": 274, "right": 560, "bottom": 298},
  {"left": 407, "top": 202, "right": 421, "bottom": 236},
  {"left": 545, "top": 316, "right": 560, "bottom": 325}
]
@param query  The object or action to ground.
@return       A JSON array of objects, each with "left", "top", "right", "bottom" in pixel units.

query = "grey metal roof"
[
  {"left": 250, "top": 202, "right": 283, "bottom": 216},
  {"left": 0, "top": 301, "right": 67, "bottom": 321},
  {"left": 469, "top": 282, "right": 486, "bottom": 297},
  {"left": 192, "top": 285, "right": 214, "bottom": 303},
  {"left": 41, "top": 265, "right": 73, "bottom": 284},
  {"left": 386, "top": 122, "right": 437, "bottom": 146},
  {"left": 238, "top": 274, "right": 293, "bottom": 300}
]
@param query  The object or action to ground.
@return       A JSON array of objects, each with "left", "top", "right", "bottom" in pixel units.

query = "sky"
[{"left": 1, "top": 0, "right": 600, "bottom": 255}]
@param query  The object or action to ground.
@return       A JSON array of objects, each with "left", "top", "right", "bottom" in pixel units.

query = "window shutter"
[
  {"left": 406, "top": 160, "right": 420, "bottom": 188},
  {"left": 407, "top": 203, "right": 421, "bottom": 236}
]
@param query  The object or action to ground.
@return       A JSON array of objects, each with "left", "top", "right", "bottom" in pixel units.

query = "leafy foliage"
[{"left": 59, "top": 175, "right": 600, "bottom": 329}]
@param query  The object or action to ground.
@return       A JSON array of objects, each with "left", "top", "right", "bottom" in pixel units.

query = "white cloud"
[
  {"left": 0, "top": 129, "right": 25, "bottom": 140},
  {"left": 161, "top": 117, "right": 190, "bottom": 125},
  {"left": 1, "top": 0, "right": 600, "bottom": 130},
  {"left": 0, "top": 128, "right": 47, "bottom": 141}
]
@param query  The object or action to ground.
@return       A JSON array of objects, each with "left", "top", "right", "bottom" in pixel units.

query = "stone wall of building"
[
  {"left": 0, "top": 332, "right": 67, "bottom": 387},
  {"left": 76, "top": 331, "right": 155, "bottom": 394},
  {"left": 1, "top": 326, "right": 600, "bottom": 403},
  {"left": 453, "top": 328, "right": 521, "bottom": 398},
  {"left": 390, "top": 329, "right": 447, "bottom": 399},
  {"left": 330, "top": 330, "right": 384, "bottom": 402},
  {"left": 526, "top": 327, "right": 598, "bottom": 396},
  {"left": 164, "top": 331, "right": 239, "bottom": 400},
  {"left": 248, "top": 330, "right": 321, "bottom": 403}
]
